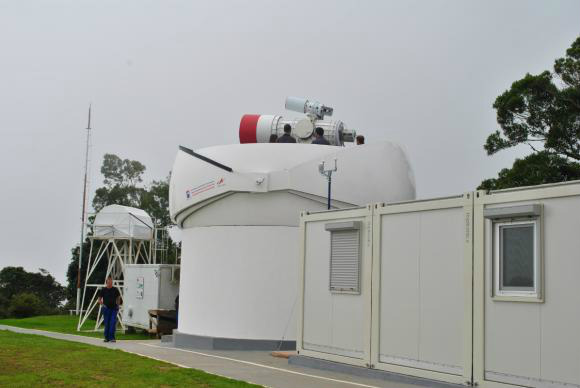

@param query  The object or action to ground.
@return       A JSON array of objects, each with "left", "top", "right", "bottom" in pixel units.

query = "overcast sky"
[{"left": 0, "top": 0, "right": 578, "bottom": 284}]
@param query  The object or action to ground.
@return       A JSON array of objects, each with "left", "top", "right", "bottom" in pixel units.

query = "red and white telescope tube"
[
  {"left": 239, "top": 114, "right": 354, "bottom": 146},
  {"left": 239, "top": 115, "right": 283, "bottom": 144}
]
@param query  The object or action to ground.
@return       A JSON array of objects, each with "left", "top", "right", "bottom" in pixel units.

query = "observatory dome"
[
  {"left": 170, "top": 142, "right": 415, "bottom": 224},
  {"left": 93, "top": 205, "right": 153, "bottom": 240},
  {"left": 170, "top": 141, "right": 415, "bottom": 350}
]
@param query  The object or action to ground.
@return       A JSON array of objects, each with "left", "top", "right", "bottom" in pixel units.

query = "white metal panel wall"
[
  {"left": 480, "top": 193, "right": 580, "bottom": 388},
  {"left": 298, "top": 207, "right": 372, "bottom": 366},
  {"left": 373, "top": 198, "right": 469, "bottom": 384},
  {"left": 539, "top": 196, "right": 580, "bottom": 385},
  {"left": 377, "top": 212, "right": 421, "bottom": 362}
]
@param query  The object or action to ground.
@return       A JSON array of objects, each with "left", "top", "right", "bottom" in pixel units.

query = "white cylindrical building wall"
[{"left": 179, "top": 226, "right": 298, "bottom": 341}]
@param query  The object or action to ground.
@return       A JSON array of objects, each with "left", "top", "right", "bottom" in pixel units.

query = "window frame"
[{"left": 492, "top": 217, "right": 543, "bottom": 302}]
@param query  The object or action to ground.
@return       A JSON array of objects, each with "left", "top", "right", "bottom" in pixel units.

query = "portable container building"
[{"left": 296, "top": 180, "right": 580, "bottom": 388}]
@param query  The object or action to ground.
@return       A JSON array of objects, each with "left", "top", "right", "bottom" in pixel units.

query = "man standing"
[
  {"left": 311, "top": 127, "right": 330, "bottom": 145},
  {"left": 276, "top": 124, "right": 297, "bottom": 143},
  {"left": 98, "top": 276, "right": 121, "bottom": 343}
]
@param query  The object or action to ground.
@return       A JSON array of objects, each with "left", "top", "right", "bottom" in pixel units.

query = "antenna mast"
[{"left": 76, "top": 105, "right": 92, "bottom": 315}]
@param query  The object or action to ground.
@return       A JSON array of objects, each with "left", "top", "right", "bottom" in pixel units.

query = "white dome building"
[{"left": 169, "top": 141, "right": 416, "bottom": 350}]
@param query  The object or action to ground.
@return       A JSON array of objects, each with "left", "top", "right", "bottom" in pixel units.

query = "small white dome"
[{"left": 93, "top": 205, "right": 153, "bottom": 240}]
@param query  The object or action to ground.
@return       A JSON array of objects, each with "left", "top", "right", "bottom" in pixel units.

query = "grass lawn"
[
  {"left": 0, "top": 330, "right": 262, "bottom": 388},
  {"left": 0, "top": 315, "right": 150, "bottom": 340}
]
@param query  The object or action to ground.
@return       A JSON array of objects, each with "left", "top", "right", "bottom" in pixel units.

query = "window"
[
  {"left": 325, "top": 221, "right": 361, "bottom": 294},
  {"left": 495, "top": 221, "right": 538, "bottom": 295},
  {"left": 485, "top": 204, "right": 542, "bottom": 301}
]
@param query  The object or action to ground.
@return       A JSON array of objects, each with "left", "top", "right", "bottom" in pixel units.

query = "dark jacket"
[
  {"left": 312, "top": 136, "right": 330, "bottom": 145},
  {"left": 276, "top": 133, "right": 297, "bottom": 143}
]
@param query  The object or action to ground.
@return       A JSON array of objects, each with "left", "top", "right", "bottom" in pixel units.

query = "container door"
[{"left": 297, "top": 206, "right": 373, "bottom": 368}]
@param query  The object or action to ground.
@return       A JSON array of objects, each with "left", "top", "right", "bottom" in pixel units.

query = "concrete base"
[
  {"left": 288, "top": 355, "right": 464, "bottom": 388},
  {"left": 173, "top": 330, "right": 295, "bottom": 351}
]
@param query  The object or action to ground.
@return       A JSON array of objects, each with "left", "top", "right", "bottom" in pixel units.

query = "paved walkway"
[{"left": 0, "top": 325, "right": 431, "bottom": 388}]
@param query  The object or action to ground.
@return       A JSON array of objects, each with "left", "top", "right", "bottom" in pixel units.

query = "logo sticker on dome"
[{"left": 185, "top": 180, "right": 216, "bottom": 199}]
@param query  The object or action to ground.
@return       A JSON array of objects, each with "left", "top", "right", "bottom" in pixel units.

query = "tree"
[
  {"left": 93, "top": 154, "right": 147, "bottom": 212},
  {"left": 140, "top": 176, "right": 171, "bottom": 227},
  {"left": 481, "top": 36, "right": 580, "bottom": 189},
  {"left": 0, "top": 267, "right": 65, "bottom": 316},
  {"left": 0, "top": 294, "right": 9, "bottom": 318},
  {"left": 101, "top": 154, "right": 146, "bottom": 188},
  {"left": 92, "top": 154, "right": 173, "bottom": 229},
  {"left": 479, "top": 151, "right": 580, "bottom": 190}
]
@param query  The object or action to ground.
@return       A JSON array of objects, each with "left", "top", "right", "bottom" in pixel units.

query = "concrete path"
[{"left": 0, "top": 325, "right": 432, "bottom": 388}]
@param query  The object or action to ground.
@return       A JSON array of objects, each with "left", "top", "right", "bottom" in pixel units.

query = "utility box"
[{"left": 122, "top": 264, "right": 179, "bottom": 330}]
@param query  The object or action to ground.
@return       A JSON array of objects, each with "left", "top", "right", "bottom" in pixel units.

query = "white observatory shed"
[{"left": 169, "top": 97, "right": 416, "bottom": 350}]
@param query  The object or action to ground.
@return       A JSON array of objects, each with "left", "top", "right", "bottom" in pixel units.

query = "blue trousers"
[{"left": 102, "top": 306, "right": 118, "bottom": 341}]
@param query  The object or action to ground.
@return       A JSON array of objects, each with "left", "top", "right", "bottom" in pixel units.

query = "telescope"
[
  {"left": 239, "top": 97, "right": 356, "bottom": 146},
  {"left": 285, "top": 97, "right": 333, "bottom": 120}
]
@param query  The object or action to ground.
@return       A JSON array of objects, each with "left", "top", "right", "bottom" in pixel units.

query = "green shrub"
[
  {"left": 9, "top": 293, "right": 47, "bottom": 318},
  {"left": 0, "top": 294, "right": 9, "bottom": 318}
]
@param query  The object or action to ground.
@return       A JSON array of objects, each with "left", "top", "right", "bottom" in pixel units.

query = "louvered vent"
[{"left": 325, "top": 221, "right": 361, "bottom": 294}]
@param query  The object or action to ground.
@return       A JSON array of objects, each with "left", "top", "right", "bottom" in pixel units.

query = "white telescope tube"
[
  {"left": 285, "top": 97, "right": 308, "bottom": 114},
  {"left": 285, "top": 97, "right": 333, "bottom": 119}
]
